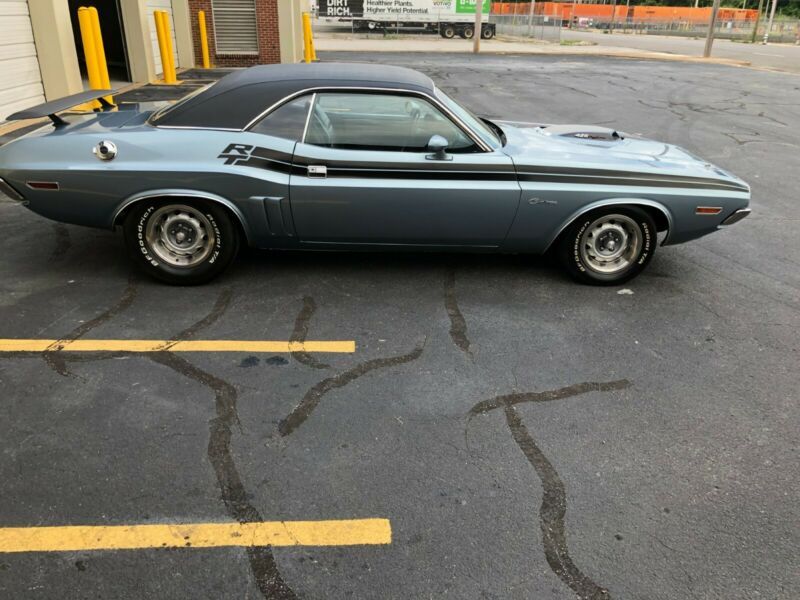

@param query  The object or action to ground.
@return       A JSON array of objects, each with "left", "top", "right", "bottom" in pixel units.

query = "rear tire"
[
  {"left": 123, "top": 198, "right": 239, "bottom": 285},
  {"left": 481, "top": 25, "right": 494, "bottom": 39},
  {"left": 557, "top": 206, "right": 656, "bottom": 285},
  {"left": 441, "top": 24, "right": 456, "bottom": 38},
  {"left": 460, "top": 26, "right": 474, "bottom": 39}
]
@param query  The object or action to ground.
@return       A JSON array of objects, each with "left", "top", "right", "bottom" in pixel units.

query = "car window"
[
  {"left": 304, "top": 93, "right": 479, "bottom": 153},
  {"left": 435, "top": 87, "right": 501, "bottom": 149},
  {"left": 250, "top": 95, "right": 312, "bottom": 140}
]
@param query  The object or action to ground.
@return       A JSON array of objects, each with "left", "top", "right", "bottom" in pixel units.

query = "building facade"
[{"left": 0, "top": 0, "right": 305, "bottom": 121}]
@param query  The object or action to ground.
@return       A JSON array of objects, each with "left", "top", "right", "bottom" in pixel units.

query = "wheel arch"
[
  {"left": 544, "top": 198, "right": 673, "bottom": 252},
  {"left": 111, "top": 189, "right": 252, "bottom": 245}
]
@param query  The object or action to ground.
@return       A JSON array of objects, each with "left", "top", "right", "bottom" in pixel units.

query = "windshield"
[{"left": 434, "top": 87, "right": 501, "bottom": 149}]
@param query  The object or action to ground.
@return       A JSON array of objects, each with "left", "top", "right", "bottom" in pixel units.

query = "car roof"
[{"left": 153, "top": 62, "right": 436, "bottom": 130}]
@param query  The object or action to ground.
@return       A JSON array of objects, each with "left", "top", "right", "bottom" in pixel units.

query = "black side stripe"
[
  {"left": 229, "top": 145, "right": 747, "bottom": 191},
  {"left": 292, "top": 155, "right": 517, "bottom": 173},
  {"left": 517, "top": 173, "right": 748, "bottom": 192},
  {"left": 323, "top": 167, "right": 517, "bottom": 181},
  {"left": 517, "top": 165, "right": 749, "bottom": 192}
]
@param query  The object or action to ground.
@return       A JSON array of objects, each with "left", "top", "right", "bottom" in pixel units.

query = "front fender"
[
  {"left": 502, "top": 184, "right": 676, "bottom": 253},
  {"left": 543, "top": 197, "right": 674, "bottom": 251}
]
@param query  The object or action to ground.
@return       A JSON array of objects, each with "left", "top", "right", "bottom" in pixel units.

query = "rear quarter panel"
[{"left": 0, "top": 125, "right": 294, "bottom": 247}]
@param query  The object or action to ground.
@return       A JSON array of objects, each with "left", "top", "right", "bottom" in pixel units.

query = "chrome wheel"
[
  {"left": 145, "top": 204, "right": 216, "bottom": 268},
  {"left": 579, "top": 214, "right": 642, "bottom": 275}
]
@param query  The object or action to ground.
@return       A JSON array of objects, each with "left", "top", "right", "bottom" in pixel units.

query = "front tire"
[
  {"left": 557, "top": 206, "right": 656, "bottom": 285},
  {"left": 123, "top": 199, "right": 239, "bottom": 285}
]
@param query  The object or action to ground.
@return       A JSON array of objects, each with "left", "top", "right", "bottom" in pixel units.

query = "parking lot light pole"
[
  {"left": 473, "top": 0, "right": 483, "bottom": 53},
  {"left": 703, "top": 0, "right": 722, "bottom": 57},
  {"left": 762, "top": 0, "right": 778, "bottom": 44}
]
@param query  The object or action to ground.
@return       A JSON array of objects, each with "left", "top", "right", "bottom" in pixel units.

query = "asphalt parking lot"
[{"left": 0, "top": 53, "right": 798, "bottom": 599}]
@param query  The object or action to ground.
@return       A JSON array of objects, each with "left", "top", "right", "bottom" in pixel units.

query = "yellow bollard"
[
  {"left": 154, "top": 11, "right": 176, "bottom": 84},
  {"left": 309, "top": 15, "right": 317, "bottom": 61},
  {"left": 198, "top": 10, "right": 211, "bottom": 69},
  {"left": 161, "top": 11, "right": 178, "bottom": 83},
  {"left": 88, "top": 7, "right": 113, "bottom": 104},
  {"left": 302, "top": 12, "right": 315, "bottom": 63},
  {"left": 77, "top": 7, "right": 102, "bottom": 109},
  {"left": 154, "top": 11, "right": 169, "bottom": 81},
  {"left": 78, "top": 8, "right": 102, "bottom": 89}
]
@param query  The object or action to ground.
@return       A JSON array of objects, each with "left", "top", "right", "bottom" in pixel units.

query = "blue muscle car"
[{"left": 0, "top": 63, "right": 750, "bottom": 285}]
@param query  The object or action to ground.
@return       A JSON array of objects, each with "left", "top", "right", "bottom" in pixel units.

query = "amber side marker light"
[
  {"left": 695, "top": 206, "right": 723, "bottom": 215},
  {"left": 26, "top": 181, "right": 60, "bottom": 190}
]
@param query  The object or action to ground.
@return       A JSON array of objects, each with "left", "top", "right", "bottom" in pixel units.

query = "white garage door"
[
  {"left": 146, "top": 0, "right": 180, "bottom": 76},
  {"left": 0, "top": 0, "right": 45, "bottom": 122}
]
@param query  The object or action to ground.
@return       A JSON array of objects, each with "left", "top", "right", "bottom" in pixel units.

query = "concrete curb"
[{"left": 315, "top": 37, "right": 751, "bottom": 68}]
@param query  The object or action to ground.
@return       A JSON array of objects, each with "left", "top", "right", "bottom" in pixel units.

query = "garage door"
[
  {"left": 0, "top": 0, "right": 45, "bottom": 121},
  {"left": 146, "top": 0, "right": 179, "bottom": 76}
]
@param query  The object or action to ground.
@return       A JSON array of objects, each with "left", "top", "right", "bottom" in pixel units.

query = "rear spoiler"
[{"left": 6, "top": 89, "right": 115, "bottom": 127}]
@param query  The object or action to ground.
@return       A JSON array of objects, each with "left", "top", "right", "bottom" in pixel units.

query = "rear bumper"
[
  {"left": 0, "top": 177, "right": 26, "bottom": 204},
  {"left": 721, "top": 207, "right": 751, "bottom": 226}
]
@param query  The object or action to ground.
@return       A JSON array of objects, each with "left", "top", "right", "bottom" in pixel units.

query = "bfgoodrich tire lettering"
[
  {"left": 558, "top": 206, "right": 656, "bottom": 285},
  {"left": 123, "top": 198, "right": 239, "bottom": 285}
]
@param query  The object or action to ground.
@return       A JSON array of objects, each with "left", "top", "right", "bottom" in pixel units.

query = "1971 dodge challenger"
[{"left": 0, "top": 63, "right": 750, "bottom": 285}]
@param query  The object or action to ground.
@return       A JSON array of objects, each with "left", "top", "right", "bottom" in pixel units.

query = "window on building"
[{"left": 211, "top": 0, "right": 259, "bottom": 54}]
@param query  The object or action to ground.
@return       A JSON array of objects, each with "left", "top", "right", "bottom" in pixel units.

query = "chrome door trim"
[
  {"left": 243, "top": 86, "right": 494, "bottom": 153},
  {"left": 301, "top": 93, "right": 317, "bottom": 144}
]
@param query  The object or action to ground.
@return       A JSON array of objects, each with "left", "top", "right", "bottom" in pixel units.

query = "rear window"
[{"left": 149, "top": 83, "right": 216, "bottom": 125}]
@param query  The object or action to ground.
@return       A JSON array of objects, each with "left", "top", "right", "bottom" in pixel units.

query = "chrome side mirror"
[{"left": 426, "top": 134, "right": 451, "bottom": 161}]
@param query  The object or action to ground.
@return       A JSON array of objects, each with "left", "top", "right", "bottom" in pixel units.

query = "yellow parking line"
[
  {"left": 0, "top": 519, "right": 391, "bottom": 553},
  {"left": 0, "top": 339, "right": 356, "bottom": 353}
]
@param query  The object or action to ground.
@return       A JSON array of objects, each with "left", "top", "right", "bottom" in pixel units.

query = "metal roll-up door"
[
  {"left": 147, "top": 0, "right": 179, "bottom": 76},
  {"left": 211, "top": 0, "right": 258, "bottom": 55},
  {"left": 0, "top": 0, "right": 45, "bottom": 121}
]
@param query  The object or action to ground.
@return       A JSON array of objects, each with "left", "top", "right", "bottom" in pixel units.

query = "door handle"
[{"left": 307, "top": 165, "right": 327, "bottom": 178}]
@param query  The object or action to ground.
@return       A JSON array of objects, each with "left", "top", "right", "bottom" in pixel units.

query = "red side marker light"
[
  {"left": 26, "top": 181, "right": 60, "bottom": 190},
  {"left": 695, "top": 206, "right": 723, "bottom": 215}
]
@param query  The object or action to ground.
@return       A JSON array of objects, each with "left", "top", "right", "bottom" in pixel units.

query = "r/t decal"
[{"left": 218, "top": 143, "right": 253, "bottom": 165}]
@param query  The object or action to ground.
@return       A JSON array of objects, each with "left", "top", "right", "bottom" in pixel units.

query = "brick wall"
[{"left": 188, "top": 0, "right": 281, "bottom": 68}]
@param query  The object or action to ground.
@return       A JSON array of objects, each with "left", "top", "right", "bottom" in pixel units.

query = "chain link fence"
[
  {"left": 489, "top": 14, "right": 562, "bottom": 42},
  {"left": 563, "top": 16, "right": 800, "bottom": 44}
]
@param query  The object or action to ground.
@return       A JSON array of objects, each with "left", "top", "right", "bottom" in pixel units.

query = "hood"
[{"left": 497, "top": 120, "right": 744, "bottom": 187}]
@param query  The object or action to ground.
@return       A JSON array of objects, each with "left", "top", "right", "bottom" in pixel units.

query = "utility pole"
[
  {"left": 473, "top": 0, "right": 483, "bottom": 53},
  {"left": 625, "top": 0, "right": 631, "bottom": 33},
  {"left": 527, "top": 0, "right": 537, "bottom": 37},
  {"left": 703, "top": 0, "right": 722, "bottom": 57},
  {"left": 750, "top": 0, "right": 764, "bottom": 43},
  {"left": 609, "top": 0, "right": 617, "bottom": 33},
  {"left": 762, "top": 0, "right": 778, "bottom": 44}
]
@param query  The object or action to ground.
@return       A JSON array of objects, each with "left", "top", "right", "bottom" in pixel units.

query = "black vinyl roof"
[{"left": 153, "top": 63, "right": 436, "bottom": 129}]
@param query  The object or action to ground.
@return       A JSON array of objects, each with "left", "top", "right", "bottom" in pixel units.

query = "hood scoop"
[{"left": 541, "top": 124, "right": 623, "bottom": 142}]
